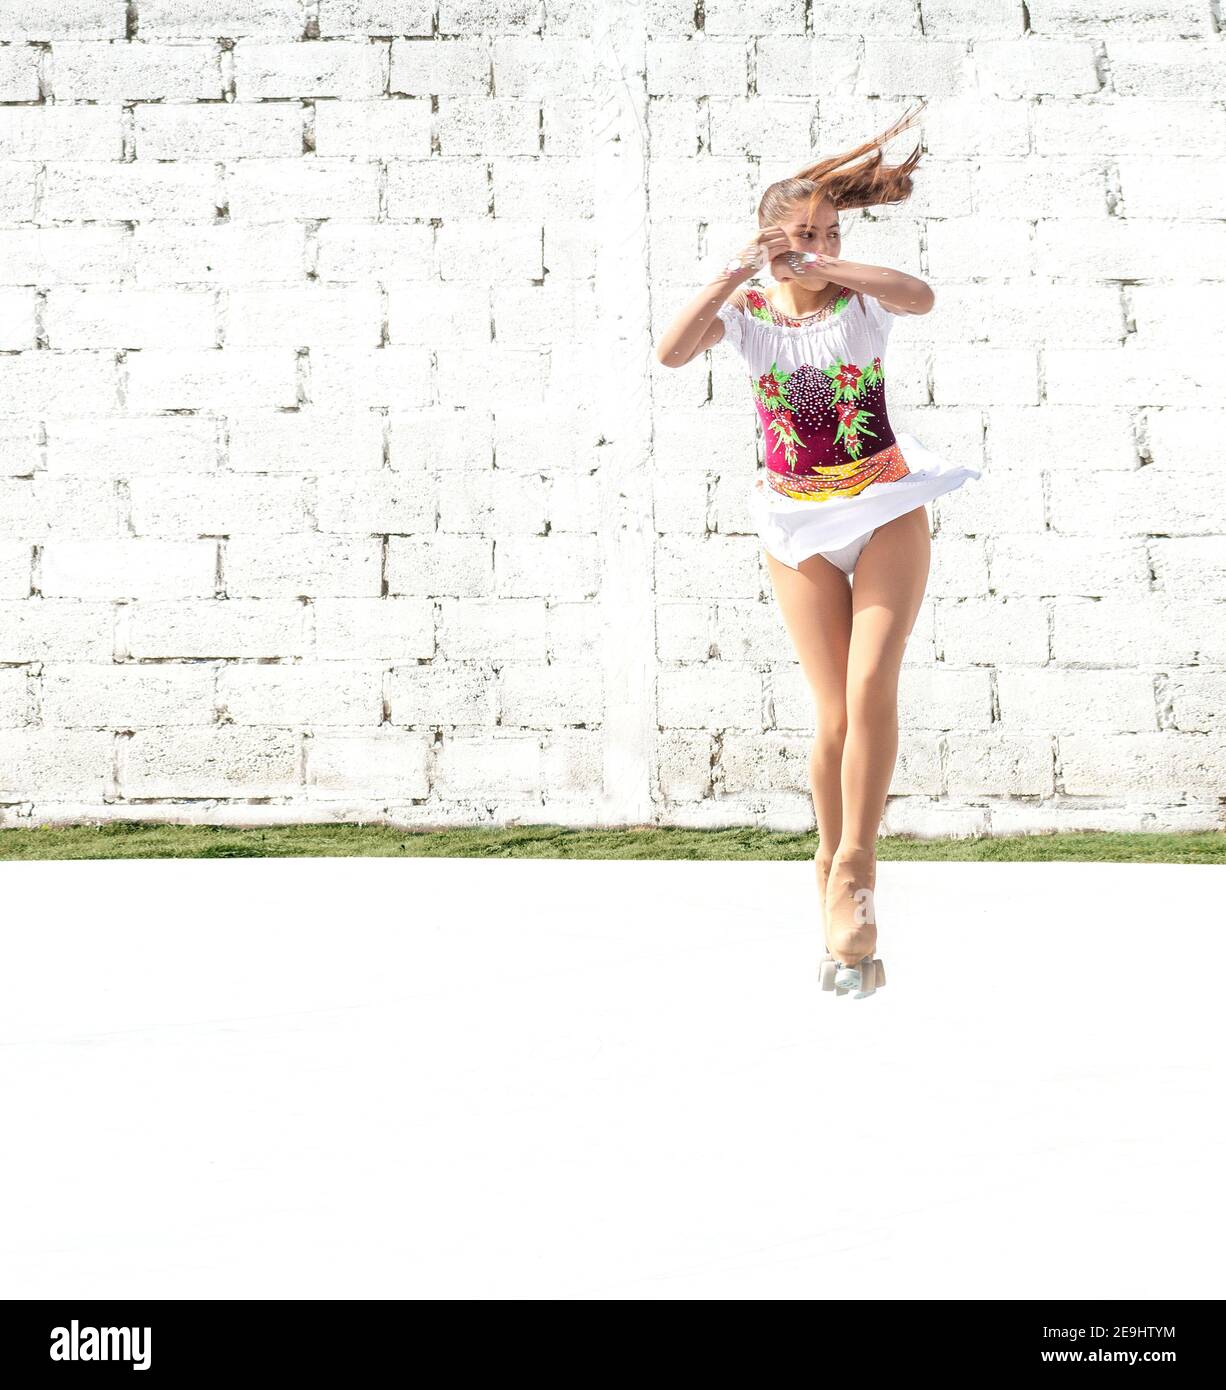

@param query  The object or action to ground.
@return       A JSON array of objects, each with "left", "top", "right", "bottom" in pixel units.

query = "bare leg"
[
  {"left": 764, "top": 548, "right": 853, "bottom": 906},
  {"left": 826, "top": 506, "right": 931, "bottom": 965}
]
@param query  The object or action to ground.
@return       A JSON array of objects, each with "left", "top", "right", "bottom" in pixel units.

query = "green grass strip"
[{"left": 0, "top": 822, "right": 1222, "bottom": 863}]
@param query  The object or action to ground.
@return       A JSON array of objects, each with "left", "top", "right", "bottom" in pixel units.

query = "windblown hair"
[{"left": 756, "top": 100, "right": 927, "bottom": 230}]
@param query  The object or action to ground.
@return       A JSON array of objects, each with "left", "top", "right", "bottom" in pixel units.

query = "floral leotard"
[
  {"left": 719, "top": 285, "right": 910, "bottom": 501},
  {"left": 712, "top": 279, "right": 982, "bottom": 566}
]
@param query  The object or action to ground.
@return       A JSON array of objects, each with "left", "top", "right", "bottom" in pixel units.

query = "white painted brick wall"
[{"left": 0, "top": 2, "right": 1222, "bottom": 832}]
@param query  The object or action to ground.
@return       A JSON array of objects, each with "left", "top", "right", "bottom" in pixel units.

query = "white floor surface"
[{"left": 1, "top": 856, "right": 1221, "bottom": 1300}]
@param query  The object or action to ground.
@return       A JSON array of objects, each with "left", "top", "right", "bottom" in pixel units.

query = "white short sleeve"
[
  {"left": 861, "top": 293, "right": 899, "bottom": 344},
  {"left": 715, "top": 298, "right": 744, "bottom": 352}
]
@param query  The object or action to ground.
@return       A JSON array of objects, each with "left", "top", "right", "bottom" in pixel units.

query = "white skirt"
[{"left": 748, "top": 431, "right": 981, "bottom": 568}]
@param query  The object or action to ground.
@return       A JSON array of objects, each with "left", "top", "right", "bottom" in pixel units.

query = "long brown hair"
[{"left": 756, "top": 100, "right": 927, "bottom": 230}]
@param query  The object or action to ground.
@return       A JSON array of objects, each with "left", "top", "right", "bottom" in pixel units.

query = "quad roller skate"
[
  {"left": 819, "top": 949, "right": 886, "bottom": 999},
  {"left": 818, "top": 851, "right": 886, "bottom": 1000}
]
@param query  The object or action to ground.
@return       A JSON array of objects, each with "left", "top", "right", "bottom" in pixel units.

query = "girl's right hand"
[{"left": 720, "top": 225, "right": 792, "bottom": 278}]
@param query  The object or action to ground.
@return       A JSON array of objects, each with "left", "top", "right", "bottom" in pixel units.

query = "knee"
[
  {"left": 812, "top": 714, "right": 847, "bottom": 750},
  {"left": 846, "top": 672, "right": 897, "bottom": 725}
]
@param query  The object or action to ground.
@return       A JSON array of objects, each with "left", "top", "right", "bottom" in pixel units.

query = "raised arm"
[
  {"left": 655, "top": 225, "right": 791, "bottom": 367},
  {"left": 655, "top": 279, "right": 749, "bottom": 367},
  {"left": 792, "top": 251, "right": 934, "bottom": 316}
]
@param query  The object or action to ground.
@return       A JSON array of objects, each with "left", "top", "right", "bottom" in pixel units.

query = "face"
[{"left": 768, "top": 200, "right": 841, "bottom": 282}]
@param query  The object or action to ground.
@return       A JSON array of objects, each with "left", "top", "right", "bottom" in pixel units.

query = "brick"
[
  {"left": 0, "top": 600, "right": 116, "bottom": 661},
  {"left": 658, "top": 663, "right": 761, "bottom": 730},
  {"left": 0, "top": 542, "right": 33, "bottom": 598},
  {"left": 0, "top": 162, "right": 37, "bottom": 221},
  {"left": 433, "top": 732, "right": 541, "bottom": 796},
  {"left": 0, "top": 43, "right": 42, "bottom": 99},
  {"left": 312, "top": 98, "right": 431, "bottom": 155},
  {"left": 997, "top": 668, "right": 1158, "bottom": 733},
  {"left": 308, "top": 729, "right": 431, "bottom": 797},
  {"left": 647, "top": 38, "right": 750, "bottom": 97},
  {"left": 720, "top": 99, "right": 837, "bottom": 163},
  {"left": 436, "top": 470, "right": 547, "bottom": 536},
  {"left": 0, "top": 350, "right": 118, "bottom": 414},
  {"left": 945, "top": 732, "right": 1054, "bottom": 797},
  {"left": 225, "top": 285, "right": 382, "bottom": 347},
  {"left": 935, "top": 597, "right": 1050, "bottom": 666},
  {"left": 130, "top": 224, "right": 308, "bottom": 285},
  {"left": 40, "top": 663, "right": 216, "bottom": 728},
  {"left": 41, "top": 160, "right": 217, "bottom": 220},
  {"left": 392, "top": 36, "right": 489, "bottom": 95},
  {"left": 50, "top": 39, "right": 224, "bottom": 100},
  {"left": 125, "top": 599, "right": 309, "bottom": 659},
  {"left": 494, "top": 534, "right": 599, "bottom": 600},
  {"left": 656, "top": 534, "right": 758, "bottom": 600},
  {"left": 0, "top": 729, "right": 113, "bottom": 798},
  {"left": 541, "top": 728, "right": 603, "bottom": 801},
  {"left": 135, "top": 102, "right": 304, "bottom": 159},
  {"left": 919, "top": 96, "right": 1030, "bottom": 157},
  {"left": 47, "top": 416, "right": 218, "bottom": 475},
  {"left": 1165, "top": 671, "right": 1226, "bottom": 734},
  {"left": 389, "top": 280, "right": 489, "bottom": 345},
  {"left": 0, "top": 288, "right": 37, "bottom": 349},
  {"left": 388, "top": 535, "right": 491, "bottom": 598},
  {"left": 316, "top": 220, "right": 434, "bottom": 279},
  {"left": 45, "top": 287, "right": 216, "bottom": 349},
  {"left": 1059, "top": 732, "right": 1224, "bottom": 798},
  {"left": 719, "top": 731, "right": 809, "bottom": 794},
  {"left": 40, "top": 540, "right": 216, "bottom": 598},
  {"left": 224, "top": 535, "right": 383, "bottom": 597},
  {"left": 897, "top": 666, "right": 994, "bottom": 731},
  {"left": 227, "top": 157, "right": 380, "bottom": 221},
  {"left": 0, "top": 2, "right": 123, "bottom": 41},
  {"left": 859, "top": 39, "right": 969, "bottom": 99},
  {"left": 316, "top": 474, "right": 436, "bottom": 534},
  {"left": 124, "top": 727, "right": 301, "bottom": 797},
  {"left": 1048, "top": 469, "right": 1226, "bottom": 537},
  {"left": 313, "top": 597, "right": 434, "bottom": 660},
  {"left": 386, "top": 405, "right": 492, "bottom": 472},
  {"left": 0, "top": 105, "right": 120, "bottom": 159},
  {"left": 319, "top": 2, "right": 433, "bottom": 37},
  {"left": 385, "top": 661, "right": 497, "bottom": 725},
  {"left": 1053, "top": 598, "right": 1222, "bottom": 667},
  {"left": 468, "top": 207, "right": 559, "bottom": 279},
  {"left": 127, "top": 473, "right": 308, "bottom": 536},
  {"left": 499, "top": 661, "right": 602, "bottom": 725},
  {"left": 233, "top": 39, "right": 385, "bottom": 99},
  {"left": 435, "top": 97, "right": 540, "bottom": 156},
  {"left": 219, "top": 661, "right": 382, "bottom": 725},
  {"left": 490, "top": 155, "right": 593, "bottom": 218},
  {"left": 136, "top": 1, "right": 305, "bottom": 40},
  {"left": 309, "top": 347, "right": 433, "bottom": 408},
  {"left": 973, "top": 38, "right": 1097, "bottom": 97},
  {"left": 125, "top": 348, "right": 298, "bottom": 412},
  {"left": 988, "top": 536, "right": 1149, "bottom": 596},
  {"left": 0, "top": 420, "right": 40, "bottom": 478},
  {"left": 0, "top": 478, "right": 122, "bottom": 539},
  {"left": 1109, "top": 39, "right": 1226, "bottom": 99},
  {"left": 438, "top": 598, "right": 547, "bottom": 661},
  {"left": 228, "top": 410, "right": 384, "bottom": 473}
]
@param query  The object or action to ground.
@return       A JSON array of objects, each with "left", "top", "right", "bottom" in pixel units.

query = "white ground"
[{"left": 1, "top": 855, "right": 1221, "bottom": 1300}]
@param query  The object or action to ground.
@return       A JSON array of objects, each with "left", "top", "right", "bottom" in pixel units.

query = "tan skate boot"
[{"left": 819, "top": 849, "right": 887, "bottom": 999}]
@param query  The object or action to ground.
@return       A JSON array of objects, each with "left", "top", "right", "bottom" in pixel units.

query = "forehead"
[{"left": 784, "top": 206, "right": 839, "bottom": 227}]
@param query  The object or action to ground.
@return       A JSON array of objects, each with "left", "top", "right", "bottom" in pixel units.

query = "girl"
[{"left": 655, "top": 104, "right": 980, "bottom": 999}]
